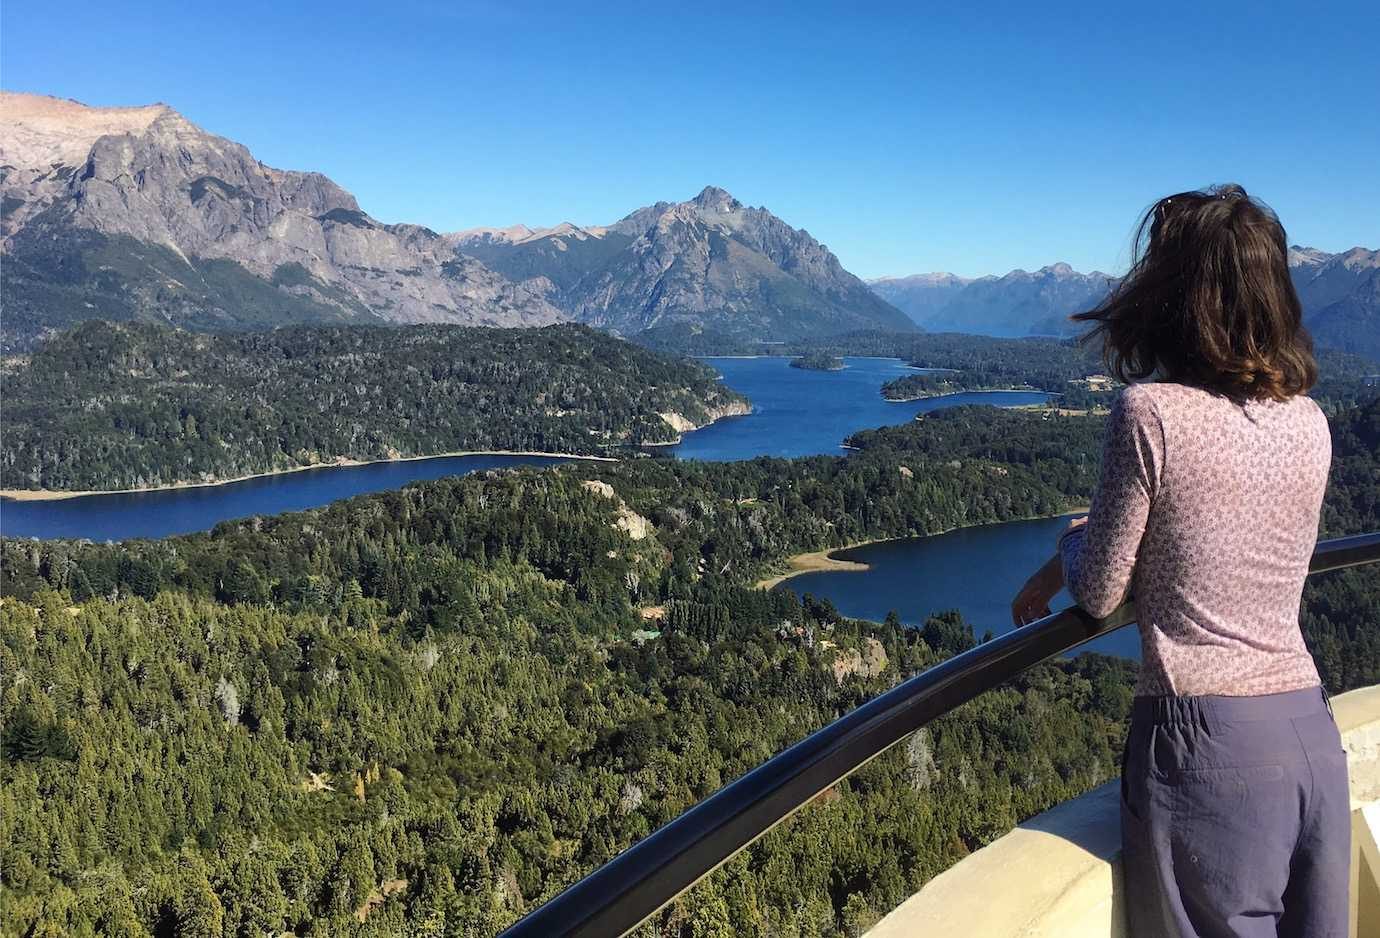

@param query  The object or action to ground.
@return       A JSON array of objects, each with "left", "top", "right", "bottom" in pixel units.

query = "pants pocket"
[{"left": 1169, "top": 763, "right": 1293, "bottom": 919}]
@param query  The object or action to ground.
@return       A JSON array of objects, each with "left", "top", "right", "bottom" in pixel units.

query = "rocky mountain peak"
[
  {"left": 652, "top": 200, "right": 709, "bottom": 234},
  {"left": 1339, "top": 247, "right": 1380, "bottom": 270},
  {"left": 1, "top": 91, "right": 563, "bottom": 350},
  {"left": 690, "top": 185, "right": 742, "bottom": 214},
  {"left": 1288, "top": 245, "right": 1333, "bottom": 268},
  {"left": 457, "top": 185, "right": 914, "bottom": 341},
  {"left": 448, "top": 224, "right": 539, "bottom": 246},
  {"left": 0, "top": 91, "right": 171, "bottom": 169},
  {"left": 868, "top": 272, "right": 973, "bottom": 288}
]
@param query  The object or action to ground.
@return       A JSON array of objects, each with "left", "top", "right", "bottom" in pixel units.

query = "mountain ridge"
[
  {"left": 6, "top": 91, "right": 1368, "bottom": 354},
  {"left": 451, "top": 184, "right": 917, "bottom": 341},
  {"left": 872, "top": 247, "right": 1379, "bottom": 356},
  {"left": 0, "top": 91, "right": 563, "bottom": 350},
  {"left": 1, "top": 92, "right": 910, "bottom": 350},
  {"left": 870, "top": 262, "right": 1116, "bottom": 337},
  {"left": 1291, "top": 245, "right": 1380, "bottom": 358}
]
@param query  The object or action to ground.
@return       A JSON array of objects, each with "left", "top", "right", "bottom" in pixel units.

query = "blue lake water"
[
  {"left": 781, "top": 514, "right": 1139, "bottom": 659},
  {"left": 0, "top": 355, "right": 1052, "bottom": 542},
  {"left": 0, "top": 454, "right": 576, "bottom": 541},
  {"left": 671, "top": 357, "right": 1052, "bottom": 461}
]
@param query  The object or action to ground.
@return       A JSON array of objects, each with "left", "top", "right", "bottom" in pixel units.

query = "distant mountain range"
[
  {"left": 0, "top": 92, "right": 912, "bottom": 351},
  {"left": 1289, "top": 246, "right": 1380, "bottom": 359},
  {"left": 3, "top": 92, "right": 1371, "bottom": 357},
  {"left": 869, "top": 264, "right": 1116, "bottom": 337},
  {"left": 872, "top": 248, "right": 1380, "bottom": 360}
]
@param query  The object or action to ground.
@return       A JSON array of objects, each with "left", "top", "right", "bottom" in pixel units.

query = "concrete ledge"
[
  {"left": 867, "top": 684, "right": 1380, "bottom": 938},
  {"left": 1339, "top": 685, "right": 1380, "bottom": 808},
  {"left": 867, "top": 781, "right": 1124, "bottom": 937}
]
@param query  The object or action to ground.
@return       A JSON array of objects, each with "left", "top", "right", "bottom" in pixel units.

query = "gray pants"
[{"left": 1120, "top": 685, "right": 1350, "bottom": 937}]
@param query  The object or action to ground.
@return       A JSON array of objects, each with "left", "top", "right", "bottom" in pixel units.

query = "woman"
[{"left": 1011, "top": 184, "right": 1347, "bottom": 936}]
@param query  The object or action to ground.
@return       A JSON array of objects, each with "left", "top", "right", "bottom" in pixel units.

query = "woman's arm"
[
  {"left": 1011, "top": 517, "right": 1087, "bottom": 626},
  {"left": 1059, "top": 387, "right": 1164, "bottom": 618},
  {"left": 1012, "top": 550, "right": 1063, "bottom": 626}
]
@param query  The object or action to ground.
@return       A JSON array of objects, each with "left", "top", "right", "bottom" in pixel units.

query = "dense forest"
[
  {"left": 0, "top": 321, "right": 747, "bottom": 491},
  {"left": 3, "top": 396, "right": 1378, "bottom": 936}
]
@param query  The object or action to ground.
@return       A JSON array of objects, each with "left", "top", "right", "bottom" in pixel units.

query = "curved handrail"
[{"left": 500, "top": 531, "right": 1380, "bottom": 938}]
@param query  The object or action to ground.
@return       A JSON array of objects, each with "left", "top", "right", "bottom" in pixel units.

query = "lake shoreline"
[
  {"left": 754, "top": 505, "right": 1091, "bottom": 590},
  {"left": 0, "top": 449, "right": 620, "bottom": 502},
  {"left": 883, "top": 386, "right": 1046, "bottom": 404}
]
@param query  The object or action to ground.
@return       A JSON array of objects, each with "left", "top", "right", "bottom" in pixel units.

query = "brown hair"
[{"left": 1073, "top": 183, "right": 1317, "bottom": 402}]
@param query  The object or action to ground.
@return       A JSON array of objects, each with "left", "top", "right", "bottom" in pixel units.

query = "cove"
[{"left": 778, "top": 514, "right": 1140, "bottom": 659}]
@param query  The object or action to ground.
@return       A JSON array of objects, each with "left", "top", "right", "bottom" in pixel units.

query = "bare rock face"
[
  {"left": 657, "top": 399, "right": 752, "bottom": 438},
  {"left": 581, "top": 480, "right": 654, "bottom": 540},
  {"left": 830, "top": 636, "right": 889, "bottom": 685},
  {"left": 1, "top": 94, "right": 168, "bottom": 237},
  {"left": 0, "top": 92, "right": 563, "bottom": 350},
  {"left": 1, "top": 95, "right": 920, "bottom": 351}
]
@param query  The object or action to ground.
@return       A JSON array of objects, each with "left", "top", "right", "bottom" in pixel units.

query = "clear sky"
[{"left": 3, "top": 1, "right": 1376, "bottom": 279}]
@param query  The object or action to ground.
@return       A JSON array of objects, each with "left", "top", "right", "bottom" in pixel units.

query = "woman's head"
[{"left": 1074, "top": 183, "right": 1316, "bottom": 401}]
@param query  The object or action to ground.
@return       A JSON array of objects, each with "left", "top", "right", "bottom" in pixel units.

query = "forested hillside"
[
  {"left": 1307, "top": 396, "right": 1380, "bottom": 690},
  {"left": 811, "top": 331, "right": 1377, "bottom": 412},
  {"left": 0, "top": 322, "right": 747, "bottom": 491},
  {"left": 3, "top": 398, "right": 1377, "bottom": 936}
]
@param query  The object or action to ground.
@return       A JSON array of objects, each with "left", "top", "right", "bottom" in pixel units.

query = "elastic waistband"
[{"left": 1132, "top": 685, "right": 1330, "bottom": 725}]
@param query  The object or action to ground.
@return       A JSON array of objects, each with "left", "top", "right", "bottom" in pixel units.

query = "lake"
[
  {"left": 780, "top": 514, "right": 1139, "bottom": 659},
  {"left": 0, "top": 454, "right": 575, "bottom": 541},
  {"left": 671, "top": 357, "right": 1052, "bottom": 461},
  {"left": 0, "top": 356, "right": 1051, "bottom": 540}
]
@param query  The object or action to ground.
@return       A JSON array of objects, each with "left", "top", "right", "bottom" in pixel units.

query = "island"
[{"left": 789, "top": 351, "right": 846, "bottom": 371}]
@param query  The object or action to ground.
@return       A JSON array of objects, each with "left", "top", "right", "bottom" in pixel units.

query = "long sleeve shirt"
[{"left": 1058, "top": 382, "right": 1331, "bottom": 697}]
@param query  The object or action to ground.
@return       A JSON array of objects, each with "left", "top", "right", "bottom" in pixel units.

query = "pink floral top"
[{"left": 1058, "top": 382, "right": 1331, "bottom": 697}]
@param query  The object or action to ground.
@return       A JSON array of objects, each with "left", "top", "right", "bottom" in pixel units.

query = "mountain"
[
  {"left": 863, "top": 272, "right": 973, "bottom": 325},
  {"left": 452, "top": 186, "right": 917, "bottom": 342},
  {"left": 452, "top": 221, "right": 634, "bottom": 298},
  {"left": 0, "top": 92, "right": 561, "bottom": 351},
  {"left": 1290, "top": 246, "right": 1380, "bottom": 360},
  {"left": 869, "top": 263, "right": 1115, "bottom": 337},
  {"left": 1, "top": 92, "right": 912, "bottom": 350},
  {"left": 874, "top": 248, "right": 1380, "bottom": 357}
]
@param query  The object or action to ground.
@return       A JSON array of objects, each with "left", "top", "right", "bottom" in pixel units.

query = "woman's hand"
[
  {"left": 1012, "top": 553, "right": 1064, "bottom": 627},
  {"left": 1063, "top": 515, "right": 1088, "bottom": 539}
]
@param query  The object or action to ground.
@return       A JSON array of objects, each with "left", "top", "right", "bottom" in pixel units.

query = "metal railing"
[{"left": 500, "top": 531, "right": 1380, "bottom": 938}]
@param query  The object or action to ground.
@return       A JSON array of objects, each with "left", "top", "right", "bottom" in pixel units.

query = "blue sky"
[{"left": 4, "top": 1, "right": 1376, "bottom": 279}]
